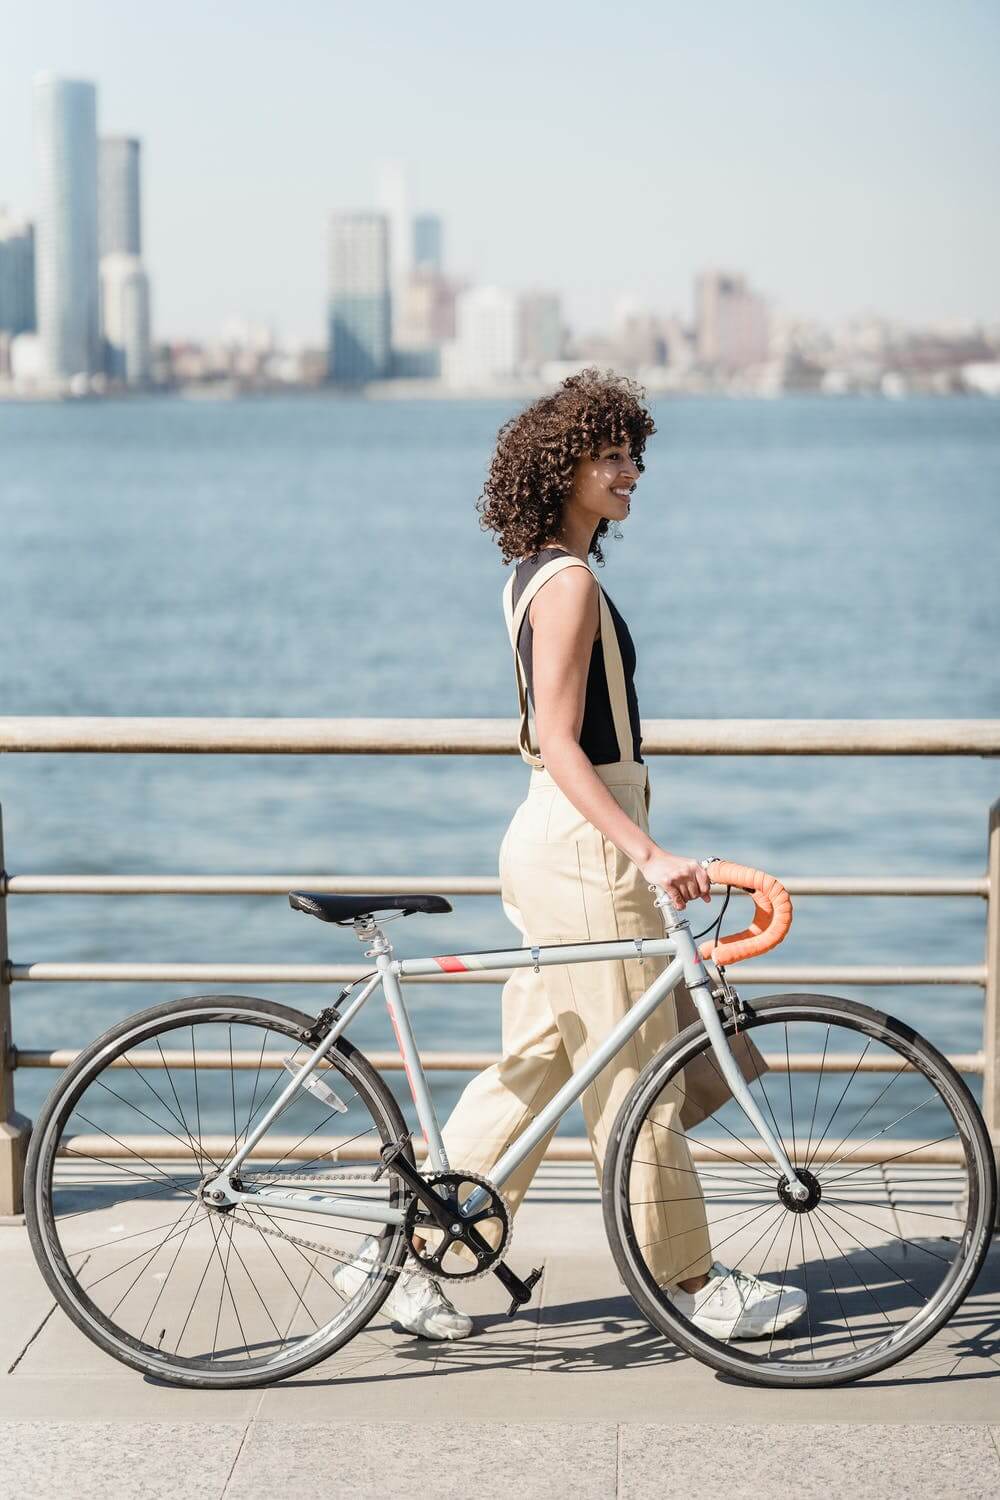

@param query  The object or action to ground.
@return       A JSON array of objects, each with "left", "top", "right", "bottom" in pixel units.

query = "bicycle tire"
[
  {"left": 25, "top": 994, "right": 414, "bottom": 1388},
  {"left": 603, "top": 993, "right": 996, "bottom": 1388}
]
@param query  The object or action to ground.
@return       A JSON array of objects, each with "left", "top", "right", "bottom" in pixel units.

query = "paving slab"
[
  {"left": 0, "top": 1378, "right": 261, "bottom": 1423},
  {"left": 0, "top": 1421, "right": 247, "bottom": 1499},
  {"left": 0, "top": 1229, "right": 60, "bottom": 1373},
  {"left": 618, "top": 1423, "right": 1000, "bottom": 1499},
  {"left": 227, "top": 1421, "right": 619, "bottom": 1500}
]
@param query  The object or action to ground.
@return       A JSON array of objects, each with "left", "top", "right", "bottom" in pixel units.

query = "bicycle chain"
[{"left": 228, "top": 1166, "right": 514, "bottom": 1286}]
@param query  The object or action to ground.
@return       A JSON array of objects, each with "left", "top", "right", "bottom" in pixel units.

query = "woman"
[{"left": 338, "top": 369, "right": 805, "bottom": 1343}]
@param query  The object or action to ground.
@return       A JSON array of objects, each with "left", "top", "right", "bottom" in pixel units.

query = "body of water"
[{"left": 2, "top": 393, "right": 998, "bottom": 1129}]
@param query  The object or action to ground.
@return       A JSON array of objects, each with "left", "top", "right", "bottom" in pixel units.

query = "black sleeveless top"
[{"left": 512, "top": 548, "right": 643, "bottom": 766}]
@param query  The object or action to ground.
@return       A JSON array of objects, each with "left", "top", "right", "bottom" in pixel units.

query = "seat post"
[{"left": 353, "top": 915, "right": 392, "bottom": 958}]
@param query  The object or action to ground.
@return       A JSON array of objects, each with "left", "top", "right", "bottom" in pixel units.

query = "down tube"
[{"left": 486, "top": 954, "right": 688, "bottom": 1196}]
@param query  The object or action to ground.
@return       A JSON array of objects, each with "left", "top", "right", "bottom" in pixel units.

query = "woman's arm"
[{"left": 530, "top": 567, "right": 710, "bottom": 909}]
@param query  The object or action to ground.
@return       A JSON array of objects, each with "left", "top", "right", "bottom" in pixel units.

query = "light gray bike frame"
[{"left": 212, "top": 895, "right": 806, "bottom": 1223}]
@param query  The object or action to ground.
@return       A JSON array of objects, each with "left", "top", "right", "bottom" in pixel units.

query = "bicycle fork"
[{"left": 657, "top": 894, "right": 809, "bottom": 1203}]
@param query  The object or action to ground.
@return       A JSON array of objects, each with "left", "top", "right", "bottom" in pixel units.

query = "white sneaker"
[
  {"left": 385, "top": 1267, "right": 473, "bottom": 1341},
  {"left": 331, "top": 1236, "right": 472, "bottom": 1341},
  {"left": 330, "top": 1234, "right": 384, "bottom": 1302},
  {"left": 670, "top": 1260, "right": 807, "bottom": 1340}
]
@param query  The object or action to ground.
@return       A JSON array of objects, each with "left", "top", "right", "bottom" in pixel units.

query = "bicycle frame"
[{"left": 211, "top": 899, "right": 806, "bottom": 1224}]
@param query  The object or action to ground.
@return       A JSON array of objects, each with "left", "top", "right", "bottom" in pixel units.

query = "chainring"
[{"left": 404, "top": 1170, "right": 511, "bottom": 1281}]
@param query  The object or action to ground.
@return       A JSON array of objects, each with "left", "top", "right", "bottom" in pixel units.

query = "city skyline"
[{"left": 1, "top": 2, "right": 998, "bottom": 344}]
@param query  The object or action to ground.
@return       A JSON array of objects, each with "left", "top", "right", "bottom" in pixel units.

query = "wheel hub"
[
  {"left": 777, "top": 1168, "right": 822, "bottom": 1214},
  {"left": 199, "top": 1175, "right": 236, "bottom": 1213}
]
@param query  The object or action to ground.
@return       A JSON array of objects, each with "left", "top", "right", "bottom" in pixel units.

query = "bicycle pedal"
[
  {"left": 507, "top": 1266, "right": 544, "bottom": 1317},
  {"left": 493, "top": 1261, "right": 544, "bottom": 1317}
]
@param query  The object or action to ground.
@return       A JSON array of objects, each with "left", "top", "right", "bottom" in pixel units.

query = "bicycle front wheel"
[
  {"left": 603, "top": 993, "right": 996, "bottom": 1387},
  {"left": 25, "top": 995, "right": 413, "bottom": 1387}
]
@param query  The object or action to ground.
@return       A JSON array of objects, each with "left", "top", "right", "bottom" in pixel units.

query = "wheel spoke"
[
  {"left": 804, "top": 1039, "right": 872, "bottom": 1172},
  {"left": 646, "top": 1118, "right": 777, "bottom": 1181},
  {"left": 35, "top": 1005, "right": 407, "bottom": 1381},
  {"left": 609, "top": 1000, "right": 991, "bottom": 1381},
  {"left": 817, "top": 1093, "right": 941, "bottom": 1180}
]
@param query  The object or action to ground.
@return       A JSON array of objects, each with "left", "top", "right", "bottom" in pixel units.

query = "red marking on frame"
[{"left": 434, "top": 955, "right": 468, "bottom": 973}]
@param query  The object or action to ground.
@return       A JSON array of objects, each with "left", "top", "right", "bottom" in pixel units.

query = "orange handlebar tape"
[{"left": 697, "top": 859, "right": 793, "bottom": 966}]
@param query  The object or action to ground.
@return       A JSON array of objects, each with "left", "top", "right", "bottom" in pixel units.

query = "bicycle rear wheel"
[
  {"left": 604, "top": 993, "right": 996, "bottom": 1387},
  {"left": 25, "top": 995, "right": 413, "bottom": 1387}
]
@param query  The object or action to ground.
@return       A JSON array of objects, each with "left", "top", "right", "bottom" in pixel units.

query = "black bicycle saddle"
[{"left": 288, "top": 891, "right": 453, "bottom": 925}]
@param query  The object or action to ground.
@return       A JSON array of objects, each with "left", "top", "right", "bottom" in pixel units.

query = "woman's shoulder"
[{"left": 515, "top": 547, "right": 593, "bottom": 580}]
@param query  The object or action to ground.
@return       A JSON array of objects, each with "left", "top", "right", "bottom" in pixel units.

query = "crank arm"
[{"left": 492, "top": 1261, "right": 544, "bottom": 1317}]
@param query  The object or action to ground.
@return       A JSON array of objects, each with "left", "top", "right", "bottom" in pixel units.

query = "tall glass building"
[
  {"left": 100, "top": 252, "right": 150, "bottom": 385},
  {"left": 327, "top": 213, "right": 391, "bottom": 384},
  {"left": 413, "top": 214, "right": 443, "bottom": 274},
  {"left": 99, "top": 136, "right": 142, "bottom": 257},
  {"left": 0, "top": 212, "right": 36, "bottom": 335},
  {"left": 34, "top": 74, "right": 100, "bottom": 382}
]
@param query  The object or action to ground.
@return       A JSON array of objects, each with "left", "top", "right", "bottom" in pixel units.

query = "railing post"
[
  {"left": 0, "top": 806, "right": 31, "bottom": 1218},
  {"left": 984, "top": 798, "right": 1000, "bottom": 1219}
]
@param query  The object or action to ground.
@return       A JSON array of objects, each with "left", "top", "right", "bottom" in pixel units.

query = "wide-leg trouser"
[{"left": 440, "top": 761, "right": 713, "bottom": 1287}]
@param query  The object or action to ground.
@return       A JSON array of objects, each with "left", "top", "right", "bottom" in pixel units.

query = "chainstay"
[
  {"left": 230, "top": 1206, "right": 430, "bottom": 1285},
  {"left": 231, "top": 1167, "right": 514, "bottom": 1284}
]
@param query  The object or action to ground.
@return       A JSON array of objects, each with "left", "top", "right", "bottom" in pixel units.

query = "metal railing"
[{"left": 1, "top": 716, "right": 998, "bottom": 1216}]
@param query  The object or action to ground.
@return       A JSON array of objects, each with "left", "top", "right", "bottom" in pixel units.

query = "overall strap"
[{"left": 503, "top": 555, "right": 636, "bottom": 768}]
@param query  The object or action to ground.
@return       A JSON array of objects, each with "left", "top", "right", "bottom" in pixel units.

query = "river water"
[{"left": 1, "top": 393, "right": 998, "bottom": 1128}]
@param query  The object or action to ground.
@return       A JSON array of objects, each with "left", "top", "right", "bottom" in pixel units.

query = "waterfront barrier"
[{"left": 1, "top": 715, "right": 998, "bottom": 1217}]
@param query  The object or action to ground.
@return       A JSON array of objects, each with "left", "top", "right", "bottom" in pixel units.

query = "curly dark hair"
[{"left": 476, "top": 367, "right": 656, "bottom": 566}]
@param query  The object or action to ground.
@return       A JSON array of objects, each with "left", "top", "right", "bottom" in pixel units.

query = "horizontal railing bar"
[
  {"left": 3, "top": 873, "right": 988, "bottom": 897},
  {"left": 8, "top": 961, "right": 988, "bottom": 985},
  {"left": 2, "top": 716, "right": 998, "bottom": 756},
  {"left": 17, "top": 1048, "right": 986, "bottom": 1074},
  {"left": 58, "top": 1133, "right": 965, "bottom": 1166}
]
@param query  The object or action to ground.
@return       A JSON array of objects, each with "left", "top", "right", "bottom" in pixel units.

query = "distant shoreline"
[{"left": 2, "top": 381, "right": 996, "bottom": 406}]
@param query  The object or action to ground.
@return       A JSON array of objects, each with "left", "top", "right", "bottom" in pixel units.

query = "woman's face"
[{"left": 569, "top": 440, "right": 640, "bottom": 530}]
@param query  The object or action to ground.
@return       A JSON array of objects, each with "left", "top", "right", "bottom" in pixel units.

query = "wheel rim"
[
  {"left": 613, "top": 997, "right": 994, "bottom": 1379},
  {"left": 32, "top": 1004, "right": 409, "bottom": 1379}
]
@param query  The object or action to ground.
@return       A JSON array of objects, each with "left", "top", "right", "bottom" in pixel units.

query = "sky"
[{"left": 2, "top": 0, "right": 998, "bottom": 343}]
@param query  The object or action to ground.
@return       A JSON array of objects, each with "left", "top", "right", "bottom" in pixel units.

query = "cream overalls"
[{"left": 440, "top": 554, "right": 715, "bottom": 1286}]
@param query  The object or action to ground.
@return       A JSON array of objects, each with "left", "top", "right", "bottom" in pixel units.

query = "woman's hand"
[{"left": 638, "top": 848, "right": 712, "bottom": 909}]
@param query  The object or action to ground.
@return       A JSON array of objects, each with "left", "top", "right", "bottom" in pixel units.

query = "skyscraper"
[
  {"left": 34, "top": 74, "right": 100, "bottom": 383},
  {"left": 377, "top": 161, "right": 413, "bottom": 348},
  {"left": 695, "top": 270, "right": 769, "bottom": 371},
  {"left": 0, "top": 211, "right": 36, "bottom": 336},
  {"left": 99, "top": 136, "right": 141, "bottom": 257},
  {"left": 413, "top": 214, "right": 443, "bottom": 274},
  {"left": 100, "top": 252, "right": 150, "bottom": 385},
  {"left": 518, "top": 291, "right": 564, "bottom": 374},
  {"left": 442, "top": 285, "right": 520, "bottom": 388},
  {"left": 327, "top": 212, "right": 391, "bottom": 384}
]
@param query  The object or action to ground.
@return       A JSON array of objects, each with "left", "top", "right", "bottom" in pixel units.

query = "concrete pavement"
[{"left": 1, "top": 1163, "right": 998, "bottom": 1497}]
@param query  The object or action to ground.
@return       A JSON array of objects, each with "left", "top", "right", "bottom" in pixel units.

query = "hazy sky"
[{"left": 3, "top": 1, "right": 998, "bottom": 342}]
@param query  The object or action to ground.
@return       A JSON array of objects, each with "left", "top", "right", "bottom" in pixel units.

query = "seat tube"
[{"left": 379, "top": 955, "right": 447, "bottom": 1171}]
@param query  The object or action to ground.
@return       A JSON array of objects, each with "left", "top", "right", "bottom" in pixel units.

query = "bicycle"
[{"left": 24, "top": 860, "right": 996, "bottom": 1389}]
